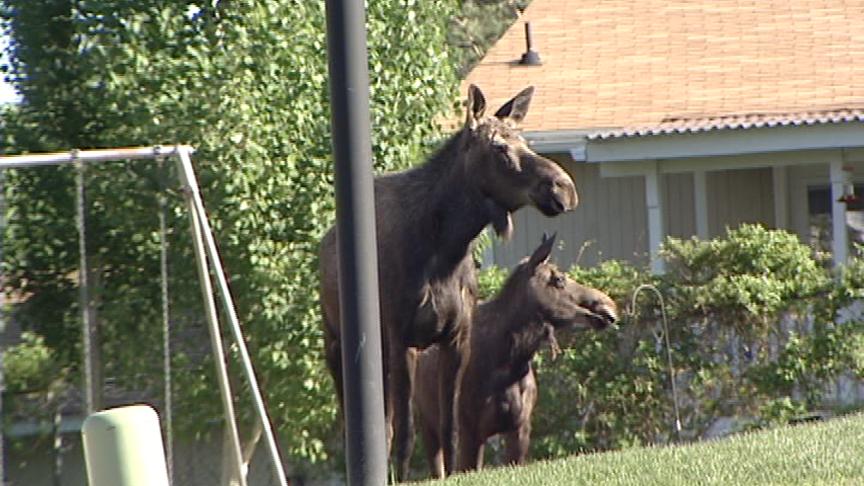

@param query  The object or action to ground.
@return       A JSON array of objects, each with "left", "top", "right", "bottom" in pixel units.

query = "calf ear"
[
  {"left": 465, "top": 84, "right": 487, "bottom": 130},
  {"left": 494, "top": 86, "right": 534, "bottom": 124},
  {"left": 528, "top": 232, "right": 556, "bottom": 268}
]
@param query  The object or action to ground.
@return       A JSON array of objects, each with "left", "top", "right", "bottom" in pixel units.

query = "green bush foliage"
[
  {"left": 2, "top": 332, "right": 63, "bottom": 395},
  {"left": 661, "top": 224, "right": 830, "bottom": 326}
]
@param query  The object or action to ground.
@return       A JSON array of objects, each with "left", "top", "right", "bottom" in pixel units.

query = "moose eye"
[
  {"left": 549, "top": 273, "right": 566, "bottom": 289},
  {"left": 491, "top": 139, "right": 509, "bottom": 153}
]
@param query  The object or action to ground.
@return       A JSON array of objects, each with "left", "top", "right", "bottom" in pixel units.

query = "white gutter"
[
  {"left": 524, "top": 129, "right": 590, "bottom": 158},
  {"left": 524, "top": 122, "right": 864, "bottom": 163}
]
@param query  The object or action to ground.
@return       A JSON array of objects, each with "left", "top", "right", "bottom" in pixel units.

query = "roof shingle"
[
  {"left": 462, "top": 0, "right": 864, "bottom": 135},
  {"left": 590, "top": 108, "right": 864, "bottom": 139}
]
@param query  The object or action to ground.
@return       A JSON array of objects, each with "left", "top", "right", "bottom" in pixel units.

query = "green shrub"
[
  {"left": 661, "top": 224, "right": 830, "bottom": 330},
  {"left": 477, "top": 265, "right": 508, "bottom": 301},
  {"left": 3, "top": 332, "right": 62, "bottom": 394}
]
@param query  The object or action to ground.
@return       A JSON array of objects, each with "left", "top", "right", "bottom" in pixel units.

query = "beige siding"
[
  {"left": 707, "top": 168, "right": 774, "bottom": 237},
  {"left": 489, "top": 160, "right": 861, "bottom": 271},
  {"left": 663, "top": 172, "right": 697, "bottom": 239},
  {"left": 490, "top": 158, "right": 648, "bottom": 269}
]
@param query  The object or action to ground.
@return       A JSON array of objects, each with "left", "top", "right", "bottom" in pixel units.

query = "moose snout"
[
  {"left": 586, "top": 299, "right": 618, "bottom": 330},
  {"left": 535, "top": 176, "right": 578, "bottom": 216},
  {"left": 553, "top": 176, "right": 578, "bottom": 212},
  {"left": 596, "top": 306, "right": 618, "bottom": 327}
]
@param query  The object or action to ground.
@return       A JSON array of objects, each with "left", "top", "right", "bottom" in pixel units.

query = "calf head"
[
  {"left": 461, "top": 85, "right": 578, "bottom": 238},
  {"left": 510, "top": 234, "right": 618, "bottom": 331}
]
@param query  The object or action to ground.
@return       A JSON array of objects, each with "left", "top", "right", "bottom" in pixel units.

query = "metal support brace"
[
  {"left": 176, "top": 148, "right": 288, "bottom": 486},
  {"left": 176, "top": 158, "right": 248, "bottom": 486}
]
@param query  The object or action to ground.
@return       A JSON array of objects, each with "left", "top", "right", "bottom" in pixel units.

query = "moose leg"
[
  {"left": 437, "top": 341, "right": 462, "bottom": 475},
  {"left": 323, "top": 328, "right": 345, "bottom": 416},
  {"left": 384, "top": 339, "right": 414, "bottom": 481},
  {"left": 419, "top": 410, "right": 445, "bottom": 479},
  {"left": 503, "top": 424, "right": 531, "bottom": 465},
  {"left": 455, "top": 426, "right": 484, "bottom": 472},
  {"left": 382, "top": 339, "right": 394, "bottom": 457},
  {"left": 392, "top": 348, "right": 417, "bottom": 481}
]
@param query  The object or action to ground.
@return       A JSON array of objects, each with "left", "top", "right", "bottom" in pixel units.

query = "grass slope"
[{"left": 432, "top": 413, "right": 864, "bottom": 485}]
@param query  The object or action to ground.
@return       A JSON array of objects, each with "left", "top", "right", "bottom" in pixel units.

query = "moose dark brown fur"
[
  {"left": 413, "top": 235, "right": 618, "bottom": 477},
  {"left": 318, "top": 85, "right": 578, "bottom": 479}
]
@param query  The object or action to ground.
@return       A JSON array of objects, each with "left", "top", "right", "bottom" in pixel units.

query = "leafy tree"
[
  {"left": 2, "top": 0, "right": 458, "bottom": 466},
  {"left": 449, "top": 0, "right": 531, "bottom": 75}
]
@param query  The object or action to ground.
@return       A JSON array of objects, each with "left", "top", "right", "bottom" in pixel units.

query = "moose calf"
[{"left": 413, "top": 234, "right": 618, "bottom": 477}]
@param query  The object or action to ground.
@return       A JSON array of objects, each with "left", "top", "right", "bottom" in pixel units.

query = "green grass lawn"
[{"left": 429, "top": 413, "right": 864, "bottom": 485}]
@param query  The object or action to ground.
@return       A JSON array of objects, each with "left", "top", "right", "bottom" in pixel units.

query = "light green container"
[{"left": 81, "top": 405, "right": 170, "bottom": 486}]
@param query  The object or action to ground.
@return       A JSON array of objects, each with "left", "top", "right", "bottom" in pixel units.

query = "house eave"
[
  {"left": 524, "top": 130, "right": 591, "bottom": 158},
  {"left": 587, "top": 122, "right": 864, "bottom": 163},
  {"left": 525, "top": 122, "right": 864, "bottom": 163}
]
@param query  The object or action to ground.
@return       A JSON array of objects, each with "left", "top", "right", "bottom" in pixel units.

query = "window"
[{"left": 807, "top": 185, "right": 864, "bottom": 257}]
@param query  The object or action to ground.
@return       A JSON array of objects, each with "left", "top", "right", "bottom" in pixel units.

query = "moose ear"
[
  {"left": 528, "top": 232, "right": 556, "bottom": 268},
  {"left": 465, "top": 84, "right": 487, "bottom": 129},
  {"left": 494, "top": 86, "right": 535, "bottom": 124}
]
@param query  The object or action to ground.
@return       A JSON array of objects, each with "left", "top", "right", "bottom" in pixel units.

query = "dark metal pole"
[{"left": 323, "top": 1, "right": 387, "bottom": 484}]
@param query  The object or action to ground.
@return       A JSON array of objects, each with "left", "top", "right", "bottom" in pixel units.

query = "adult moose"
[
  {"left": 319, "top": 85, "right": 578, "bottom": 480},
  {"left": 413, "top": 234, "right": 618, "bottom": 477}
]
